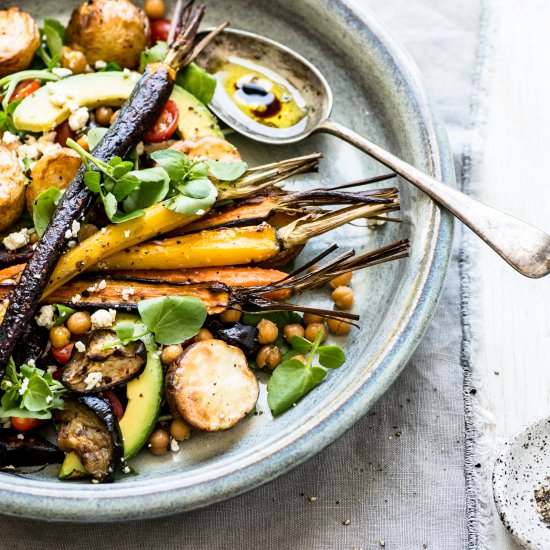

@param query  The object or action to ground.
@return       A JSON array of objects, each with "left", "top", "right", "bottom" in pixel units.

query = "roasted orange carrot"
[{"left": 95, "top": 201, "right": 400, "bottom": 272}]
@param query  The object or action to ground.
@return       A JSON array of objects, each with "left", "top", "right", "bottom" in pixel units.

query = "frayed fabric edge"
[{"left": 460, "top": 0, "right": 501, "bottom": 549}]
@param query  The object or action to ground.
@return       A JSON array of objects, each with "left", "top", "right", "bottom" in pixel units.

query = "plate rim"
[{"left": 0, "top": 0, "right": 455, "bottom": 522}]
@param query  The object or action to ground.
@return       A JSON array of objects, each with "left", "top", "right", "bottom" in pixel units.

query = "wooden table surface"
[{"left": 469, "top": 0, "right": 550, "bottom": 547}]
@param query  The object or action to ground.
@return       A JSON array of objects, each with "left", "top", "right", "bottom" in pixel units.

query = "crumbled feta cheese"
[
  {"left": 36, "top": 132, "right": 61, "bottom": 157},
  {"left": 71, "top": 294, "right": 82, "bottom": 304},
  {"left": 170, "top": 439, "right": 180, "bottom": 452},
  {"left": 91, "top": 479, "right": 99, "bottom": 484},
  {"left": 18, "top": 377, "right": 29, "bottom": 395},
  {"left": 3, "top": 228, "right": 31, "bottom": 251},
  {"left": 47, "top": 365, "right": 58, "bottom": 375},
  {"left": 27, "top": 359, "right": 35, "bottom": 367},
  {"left": 123, "top": 230, "right": 131, "bottom": 238},
  {"left": 122, "top": 465, "right": 131, "bottom": 474},
  {"left": 98, "top": 279, "right": 107, "bottom": 290},
  {"left": 195, "top": 209, "right": 206, "bottom": 216},
  {"left": 68, "top": 107, "right": 89, "bottom": 131},
  {"left": 67, "top": 101, "right": 80, "bottom": 113},
  {"left": 64, "top": 229, "right": 72, "bottom": 239},
  {"left": 74, "top": 341, "right": 86, "bottom": 353},
  {"left": 84, "top": 372, "right": 103, "bottom": 391},
  {"left": 94, "top": 60, "right": 107, "bottom": 69},
  {"left": 2, "top": 131, "right": 19, "bottom": 145},
  {"left": 136, "top": 142, "right": 145, "bottom": 155},
  {"left": 17, "top": 433, "right": 24, "bottom": 440},
  {"left": 90, "top": 308, "right": 116, "bottom": 328},
  {"left": 71, "top": 220, "right": 81, "bottom": 236},
  {"left": 67, "top": 239, "right": 77, "bottom": 248},
  {"left": 46, "top": 82, "right": 67, "bottom": 107},
  {"left": 35, "top": 305, "right": 55, "bottom": 329},
  {"left": 51, "top": 67, "right": 73, "bottom": 78},
  {"left": 121, "top": 287, "right": 135, "bottom": 301},
  {"left": 101, "top": 227, "right": 107, "bottom": 233},
  {"left": 123, "top": 68, "right": 131, "bottom": 78},
  {"left": 17, "top": 141, "right": 39, "bottom": 160},
  {"left": 45, "top": 395, "right": 53, "bottom": 404}
]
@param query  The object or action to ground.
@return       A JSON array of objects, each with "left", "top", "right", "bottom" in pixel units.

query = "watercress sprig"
[
  {"left": 266, "top": 331, "right": 346, "bottom": 416},
  {"left": 109, "top": 296, "right": 208, "bottom": 348},
  {"left": 0, "top": 358, "right": 66, "bottom": 420}
]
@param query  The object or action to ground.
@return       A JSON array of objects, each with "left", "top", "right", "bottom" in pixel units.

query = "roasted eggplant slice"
[
  {"left": 208, "top": 320, "right": 259, "bottom": 355},
  {"left": 0, "top": 430, "right": 63, "bottom": 468},
  {"left": 61, "top": 330, "right": 146, "bottom": 393},
  {"left": 56, "top": 396, "right": 123, "bottom": 482},
  {"left": 166, "top": 339, "right": 259, "bottom": 432}
]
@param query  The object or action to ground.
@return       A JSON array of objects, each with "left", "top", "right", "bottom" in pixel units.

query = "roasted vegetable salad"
[{"left": 0, "top": 0, "right": 407, "bottom": 483}]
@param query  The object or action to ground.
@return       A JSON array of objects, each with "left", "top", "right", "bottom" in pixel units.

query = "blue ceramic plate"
[{"left": 1, "top": 0, "right": 454, "bottom": 521}]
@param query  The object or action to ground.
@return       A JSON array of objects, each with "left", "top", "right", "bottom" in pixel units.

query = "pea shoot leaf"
[
  {"left": 33, "top": 186, "right": 63, "bottom": 236},
  {"left": 84, "top": 171, "right": 101, "bottom": 192},
  {"left": 122, "top": 167, "right": 170, "bottom": 211},
  {"left": 266, "top": 359, "right": 327, "bottom": 416},
  {"left": 165, "top": 180, "right": 217, "bottom": 215},
  {"left": 150, "top": 149, "right": 191, "bottom": 182},
  {"left": 175, "top": 62, "right": 217, "bottom": 105},
  {"left": 205, "top": 160, "right": 248, "bottom": 181},
  {"left": 0, "top": 358, "right": 66, "bottom": 420},
  {"left": 318, "top": 345, "right": 346, "bottom": 369},
  {"left": 138, "top": 296, "right": 207, "bottom": 345},
  {"left": 87, "top": 127, "right": 108, "bottom": 150}
]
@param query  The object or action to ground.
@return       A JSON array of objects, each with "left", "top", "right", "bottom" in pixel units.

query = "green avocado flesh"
[
  {"left": 13, "top": 71, "right": 222, "bottom": 139},
  {"left": 58, "top": 315, "right": 163, "bottom": 480}
]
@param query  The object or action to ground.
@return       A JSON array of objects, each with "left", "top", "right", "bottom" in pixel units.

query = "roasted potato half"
[
  {"left": 0, "top": 144, "right": 26, "bottom": 232},
  {"left": 166, "top": 339, "right": 259, "bottom": 431},
  {"left": 66, "top": 0, "right": 150, "bottom": 69},
  {"left": 0, "top": 7, "right": 40, "bottom": 77},
  {"left": 27, "top": 148, "right": 81, "bottom": 215}
]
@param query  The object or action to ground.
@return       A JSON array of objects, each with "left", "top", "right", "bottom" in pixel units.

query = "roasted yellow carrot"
[
  {"left": 93, "top": 225, "right": 280, "bottom": 271},
  {"left": 95, "top": 201, "right": 399, "bottom": 272},
  {"left": 43, "top": 203, "right": 205, "bottom": 298}
]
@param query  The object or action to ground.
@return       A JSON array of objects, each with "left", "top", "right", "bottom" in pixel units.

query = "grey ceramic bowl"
[{"left": 1, "top": 0, "right": 454, "bottom": 521}]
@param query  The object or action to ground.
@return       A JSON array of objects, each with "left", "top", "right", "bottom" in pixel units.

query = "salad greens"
[
  {"left": 140, "top": 40, "right": 216, "bottom": 104},
  {"left": 33, "top": 187, "right": 63, "bottom": 237},
  {"left": 267, "top": 331, "right": 346, "bottom": 416},
  {"left": 111, "top": 296, "right": 208, "bottom": 347},
  {"left": 37, "top": 18, "right": 65, "bottom": 69},
  {"left": 0, "top": 358, "right": 66, "bottom": 420}
]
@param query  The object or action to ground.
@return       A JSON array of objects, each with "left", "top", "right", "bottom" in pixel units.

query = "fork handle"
[{"left": 316, "top": 118, "right": 550, "bottom": 278}]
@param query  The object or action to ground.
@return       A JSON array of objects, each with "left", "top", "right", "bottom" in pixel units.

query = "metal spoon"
[{"left": 195, "top": 28, "right": 550, "bottom": 278}]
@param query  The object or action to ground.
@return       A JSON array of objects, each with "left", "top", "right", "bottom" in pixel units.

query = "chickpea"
[
  {"left": 109, "top": 109, "right": 121, "bottom": 125},
  {"left": 49, "top": 325, "right": 71, "bottom": 349},
  {"left": 66, "top": 311, "right": 91, "bottom": 335},
  {"left": 256, "top": 319, "right": 278, "bottom": 344},
  {"left": 77, "top": 223, "right": 99, "bottom": 242},
  {"left": 256, "top": 345, "right": 282, "bottom": 370},
  {"left": 145, "top": 0, "right": 166, "bottom": 19},
  {"left": 283, "top": 323, "right": 305, "bottom": 344},
  {"left": 61, "top": 47, "right": 87, "bottom": 74},
  {"left": 161, "top": 344, "right": 183, "bottom": 366},
  {"left": 330, "top": 271, "right": 352, "bottom": 289},
  {"left": 219, "top": 305, "right": 242, "bottom": 323},
  {"left": 148, "top": 428, "right": 170, "bottom": 455},
  {"left": 327, "top": 317, "right": 351, "bottom": 336},
  {"left": 305, "top": 322, "right": 326, "bottom": 343},
  {"left": 303, "top": 313, "right": 324, "bottom": 325},
  {"left": 195, "top": 328, "right": 213, "bottom": 342},
  {"left": 76, "top": 135, "right": 89, "bottom": 152},
  {"left": 292, "top": 354, "right": 307, "bottom": 364},
  {"left": 95, "top": 106, "right": 113, "bottom": 127},
  {"left": 170, "top": 418, "right": 191, "bottom": 441},
  {"left": 331, "top": 286, "right": 355, "bottom": 309},
  {"left": 28, "top": 231, "right": 40, "bottom": 245}
]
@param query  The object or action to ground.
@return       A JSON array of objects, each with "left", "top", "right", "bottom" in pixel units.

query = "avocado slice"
[
  {"left": 57, "top": 314, "right": 163, "bottom": 480},
  {"left": 13, "top": 72, "right": 223, "bottom": 139}
]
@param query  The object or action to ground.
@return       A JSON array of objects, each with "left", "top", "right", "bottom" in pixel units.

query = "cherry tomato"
[
  {"left": 143, "top": 99, "right": 179, "bottom": 143},
  {"left": 10, "top": 417, "right": 44, "bottom": 432},
  {"left": 10, "top": 79, "right": 41, "bottom": 102},
  {"left": 51, "top": 342, "right": 75, "bottom": 365},
  {"left": 55, "top": 120, "right": 75, "bottom": 147},
  {"left": 103, "top": 390, "right": 124, "bottom": 421},
  {"left": 151, "top": 18, "right": 172, "bottom": 44}
]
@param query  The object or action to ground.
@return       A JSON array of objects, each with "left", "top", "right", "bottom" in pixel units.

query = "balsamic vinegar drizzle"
[{"left": 214, "top": 57, "right": 308, "bottom": 130}]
